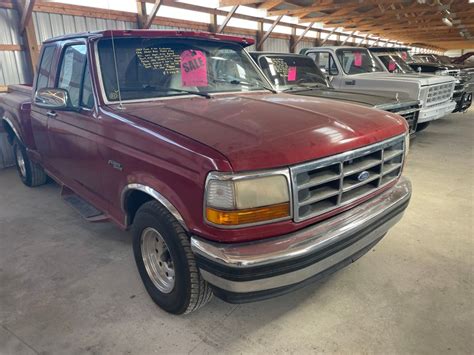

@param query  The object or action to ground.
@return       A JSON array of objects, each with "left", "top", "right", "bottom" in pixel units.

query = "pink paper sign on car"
[
  {"left": 288, "top": 66, "right": 297, "bottom": 81},
  {"left": 354, "top": 52, "right": 362, "bottom": 67},
  {"left": 180, "top": 50, "right": 208, "bottom": 87}
]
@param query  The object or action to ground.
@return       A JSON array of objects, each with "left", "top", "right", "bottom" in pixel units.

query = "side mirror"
[{"left": 34, "top": 88, "right": 73, "bottom": 110}]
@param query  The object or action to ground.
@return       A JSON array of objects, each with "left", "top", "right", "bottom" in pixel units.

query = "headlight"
[
  {"left": 435, "top": 70, "right": 449, "bottom": 76},
  {"left": 205, "top": 170, "right": 291, "bottom": 227}
]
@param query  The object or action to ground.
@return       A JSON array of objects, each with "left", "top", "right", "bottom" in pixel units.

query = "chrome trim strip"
[
  {"left": 121, "top": 183, "right": 187, "bottom": 230},
  {"left": 203, "top": 168, "right": 293, "bottom": 229},
  {"left": 192, "top": 177, "right": 411, "bottom": 293},
  {"left": 1, "top": 116, "right": 22, "bottom": 143}
]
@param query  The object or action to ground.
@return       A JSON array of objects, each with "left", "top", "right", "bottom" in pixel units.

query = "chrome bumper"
[
  {"left": 191, "top": 177, "right": 411, "bottom": 302},
  {"left": 418, "top": 100, "right": 456, "bottom": 123}
]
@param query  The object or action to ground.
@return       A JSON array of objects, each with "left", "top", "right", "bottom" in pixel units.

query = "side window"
[
  {"left": 57, "top": 44, "right": 87, "bottom": 108},
  {"left": 309, "top": 52, "right": 339, "bottom": 76},
  {"left": 81, "top": 63, "right": 94, "bottom": 109},
  {"left": 36, "top": 46, "right": 55, "bottom": 91}
]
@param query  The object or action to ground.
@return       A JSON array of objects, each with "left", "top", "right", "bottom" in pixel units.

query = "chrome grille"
[
  {"left": 291, "top": 135, "right": 405, "bottom": 222},
  {"left": 426, "top": 83, "right": 454, "bottom": 105},
  {"left": 386, "top": 104, "right": 420, "bottom": 134}
]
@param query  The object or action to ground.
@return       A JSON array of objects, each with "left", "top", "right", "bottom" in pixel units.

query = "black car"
[
  {"left": 250, "top": 51, "right": 420, "bottom": 134},
  {"left": 369, "top": 47, "right": 472, "bottom": 113}
]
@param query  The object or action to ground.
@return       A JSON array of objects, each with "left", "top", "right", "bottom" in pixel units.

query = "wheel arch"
[
  {"left": 121, "top": 184, "right": 188, "bottom": 231},
  {"left": 1, "top": 115, "right": 21, "bottom": 145}
]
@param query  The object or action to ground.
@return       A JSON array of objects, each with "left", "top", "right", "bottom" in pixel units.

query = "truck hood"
[
  {"left": 352, "top": 72, "right": 455, "bottom": 86},
  {"left": 289, "top": 87, "right": 409, "bottom": 107},
  {"left": 120, "top": 93, "right": 406, "bottom": 171}
]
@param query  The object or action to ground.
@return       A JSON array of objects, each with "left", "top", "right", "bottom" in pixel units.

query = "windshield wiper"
[
  {"left": 282, "top": 83, "right": 327, "bottom": 93},
  {"left": 122, "top": 85, "right": 212, "bottom": 99},
  {"left": 214, "top": 79, "right": 277, "bottom": 94}
]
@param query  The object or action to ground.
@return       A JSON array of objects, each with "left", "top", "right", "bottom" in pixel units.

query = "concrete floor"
[{"left": 1, "top": 110, "right": 473, "bottom": 354}]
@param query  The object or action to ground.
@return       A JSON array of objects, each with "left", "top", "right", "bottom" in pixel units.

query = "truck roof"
[
  {"left": 369, "top": 47, "right": 410, "bottom": 52},
  {"left": 43, "top": 29, "right": 255, "bottom": 47},
  {"left": 249, "top": 51, "right": 307, "bottom": 57}
]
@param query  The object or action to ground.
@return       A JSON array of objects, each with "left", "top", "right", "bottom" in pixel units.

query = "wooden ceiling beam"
[
  {"left": 217, "top": 4, "right": 239, "bottom": 33},
  {"left": 290, "top": 21, "right": 314, "bottom": 52},
  {"left": 19, "top": 0, "right": 35, "bottom": 33},
  {"left": 257, "top": 14, "right": 283, "bottom": 49},
  {"left": 218, "top": 0, "right": 264, "bottom": 6}
]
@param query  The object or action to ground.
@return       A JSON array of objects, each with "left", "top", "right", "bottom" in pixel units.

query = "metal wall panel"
[
  {"left": 295, "top": 39, "right": 315, "bottom": 54},
  {"left": 263, "top": 37, "right": 288, "bottom": 52},
  {"left": 32, "top": 12, "right": 137, "bottom": 43},
  {"left": 0, "top": 8, "right": 31, "bottom": 85}
]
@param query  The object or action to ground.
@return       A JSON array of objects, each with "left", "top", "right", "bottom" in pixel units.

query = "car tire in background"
[
  {"left": 416, "top": 122, "right": 431, "bottom": 132},
  {"left": 132, "top": 200, "right": 213, "bottom": 314}
]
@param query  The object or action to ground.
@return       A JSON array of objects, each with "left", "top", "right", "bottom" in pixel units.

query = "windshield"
[
  {"left": 377, "top": 54, "right": 415, "bottom": 74},
  {"left": 256, "top": 55, "right": 328, "bottom": 90},
  {"left": 336, "top": 48, "right": 384, "bottom": 74},
  {"left": 97, "top": 37, "right": 271, "bottom": 102}
]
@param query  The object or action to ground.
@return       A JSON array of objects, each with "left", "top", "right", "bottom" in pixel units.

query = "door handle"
[{"left": 46, "top": 111, "right": 57, "bottom": 118}]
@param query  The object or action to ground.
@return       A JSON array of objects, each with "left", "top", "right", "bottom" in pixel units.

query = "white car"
[{"left": 301, "top": 46, "right": 456, "bottom": 131}]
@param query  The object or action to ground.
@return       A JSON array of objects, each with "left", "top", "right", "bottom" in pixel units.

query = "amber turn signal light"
[{"left": 206, "top": 202, "right": 290, "bottom": 226}]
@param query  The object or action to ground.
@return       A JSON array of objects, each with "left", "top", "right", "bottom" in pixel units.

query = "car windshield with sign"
[
  {"left": 336, "top": 48, "right": 385, "bottom": 74},
  {"left": 97, "top": 37, "right": 271, "bottom": 101},
  {"left": 255, "top": 54, "right": 329, "bottom": 90},
  {"left": 377, "top": 54, "right": 416, "bottom": 74}
]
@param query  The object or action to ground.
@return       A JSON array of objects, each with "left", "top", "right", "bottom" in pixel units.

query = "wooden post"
[
  {"left": 290, "top": 22, "right": 314, "bottom": 53},
  {"left": 217, "top": 5, "right": 238, "bottom": 33},
  {"left": 256, "top": 15, "right": 283, "bottom": 50},
  {"left": 15, "top": 0, "right": 38, "bottom": 75},
  {"left": 256, "top": 20, "right": 264, "bottom": 51}
]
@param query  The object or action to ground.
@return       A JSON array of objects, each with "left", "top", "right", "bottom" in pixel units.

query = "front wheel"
[
  {"left": 416, "top": 122, "right": 431, "bottom": 132},
  {"left": 132, "top": 201, "right": 213, "bottom": 314},
  {"left": 13, "top": 138, "right": 48, "bottom": 187}
]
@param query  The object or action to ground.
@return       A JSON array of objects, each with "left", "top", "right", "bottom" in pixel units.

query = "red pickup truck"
[{"left": 0, "top": 30, "right": 411, "bottom": 314}]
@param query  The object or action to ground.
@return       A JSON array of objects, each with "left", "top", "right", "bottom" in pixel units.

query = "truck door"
[
  {"left": 30, "top": 45, "right": 57, "bottom": 161},
  {"left": 46, "top": 42, "right": 106, "bottom": 201},
  {"left": 307, "top": 51, "right": 342, "bottom": 89}
]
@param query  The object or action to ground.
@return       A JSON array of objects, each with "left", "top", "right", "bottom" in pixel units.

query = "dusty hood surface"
[
  {"left": 289, "top": 88, "right": 411, "bottom": 107},
  {"left": 353, "top": 72, "right": 455, "bottom": 86},
  {"left": 120, "top": 93, "right": 406, "bottom": 171}
]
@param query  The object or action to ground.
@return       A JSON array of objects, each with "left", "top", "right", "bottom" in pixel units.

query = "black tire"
[
  {"left": 416, "top": 122, "right": 431, "bottom": 132},
  {"left": 132, "top": 200, "right": 213, "bottom": 314},
  {"left": 13, "top": 138, "right": 48, "bottom": 187}
]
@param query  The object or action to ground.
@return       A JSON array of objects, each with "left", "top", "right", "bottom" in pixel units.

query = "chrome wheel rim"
[
  {"left": 140, "top": 227, "right": 175, "bottom": 293},
  {"left": 15, "top": 145, "right": 26, "bottom": 177}
]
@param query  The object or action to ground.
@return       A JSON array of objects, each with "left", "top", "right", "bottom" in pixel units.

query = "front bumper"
[
  {"left": 191, "top": 177, "right": 412, "bottom": 303},
  {"left": 453, "top": 91, "right": 472, "bottom": 113},
  {"left": 418, "top": 100, "right": 456, "bottom": 123}
]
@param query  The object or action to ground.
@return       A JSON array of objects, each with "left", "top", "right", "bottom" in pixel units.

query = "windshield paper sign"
[
  {"left": 287, "top": 66, "right": 297, "bottom": 81},
  {"left": 354, "top": 52, "right": 362, "bottom": 67},
  {"left": 180, "top": 50, "right": 208, "bottom": 87}
]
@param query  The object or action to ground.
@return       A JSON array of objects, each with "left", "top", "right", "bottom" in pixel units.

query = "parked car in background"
[
  {"left": 250, "top": 51, "right": 420, "bottom": 133},
  {"left": 414, "top": 53, "right": 474, "bottom": 90},
  {"left": 450, "top": 52, "right": 474, "bottom": 67},
  {"left": 369, "top": 47, "right": 472, "bottom": 113},
  {"left": 1, "top": 30, "right": 412, "bottom": 314},
  {"left": 300, "top": 46, "right": 456, "bottom": 132}
]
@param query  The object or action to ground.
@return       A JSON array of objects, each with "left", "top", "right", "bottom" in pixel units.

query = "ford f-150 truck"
[
  {"left": 0, "top": 30, "right": 412, "bottom": 314},
  {"left": 250, "top": 51, "right": 420, "bottom": 133},
  {"left": 300, "top": 46, "right": 456, "bottom": 132}
]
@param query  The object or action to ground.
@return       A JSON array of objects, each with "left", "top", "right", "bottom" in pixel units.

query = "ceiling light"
[{"left": 442, "top": 17, "right": 453, "bottom": 26}]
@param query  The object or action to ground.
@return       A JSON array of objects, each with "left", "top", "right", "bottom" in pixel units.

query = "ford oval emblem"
[{"left": 357, "top": 171, "right": 370, "bottom": 182}]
